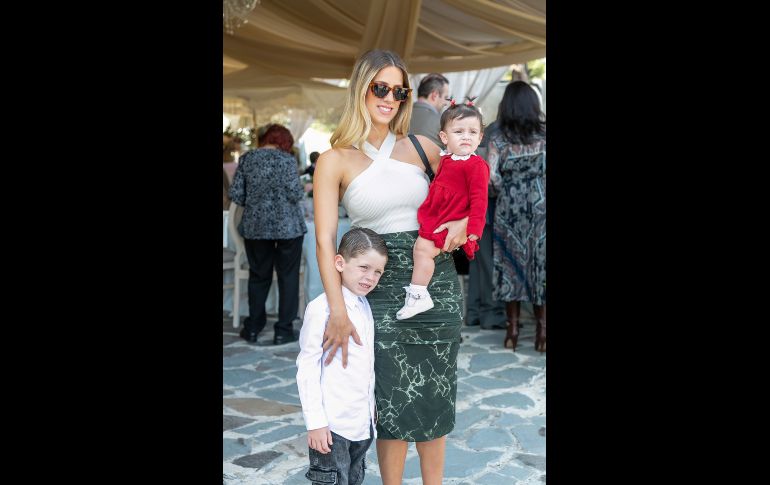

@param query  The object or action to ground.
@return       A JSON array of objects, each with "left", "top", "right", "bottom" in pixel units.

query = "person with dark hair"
[
  {"left": 465, "top": 120, "right": 507, "bottom": 329},
  {"left": 409, "top": 73, "right": 450, "bottom": 148},
  {"left": 296, "top": 227, "right": 388, "bottom": 485},
  {"left": 303, "top": 151, "right": 320, "bottom": 177},
  {"left": 314, "top": 49, "right": 469, "bottom": 484},
  {"left": 229, "top": 123, "right": 307, "bottom": 345},
  {"left": 397, "top": 99, "right": 490, "bottom": 320},
  {"left": 489, "top": 80, "right": 547, "bottom": 352}
]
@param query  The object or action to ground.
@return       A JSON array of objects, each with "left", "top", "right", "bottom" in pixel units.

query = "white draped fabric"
[
  {"left": 224, "top": 0, "right": 545, "bottom": 121},
  {"left": 409, "top": 66, "right": 509, "bottom": 119},
  {"left": 225, "top": 0, "right": 545, "bottom": 78},
  {"left": 286, "top": 110, "right": 315, "bottom": 143}
]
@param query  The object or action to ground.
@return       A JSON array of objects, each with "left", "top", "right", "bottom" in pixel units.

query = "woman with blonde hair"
[{"left": 313, "top": 49, "right": 469, "bottom": 485}]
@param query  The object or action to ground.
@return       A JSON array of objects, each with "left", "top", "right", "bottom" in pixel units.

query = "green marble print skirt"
[{"left": 366, "top": 230, "right": 463, "bottom": 442}]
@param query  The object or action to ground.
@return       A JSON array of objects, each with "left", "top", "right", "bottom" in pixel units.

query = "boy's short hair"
[
  {"left": 338, "top": 228, "right": 388, "bottom": 260},
  {"left": 440, "top": 103, "right": 483, "bottom": 131}
]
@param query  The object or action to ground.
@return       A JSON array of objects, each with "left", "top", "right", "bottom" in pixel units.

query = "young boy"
[{"left": 296, "top": 227, "right": 388, "bottom": 485}]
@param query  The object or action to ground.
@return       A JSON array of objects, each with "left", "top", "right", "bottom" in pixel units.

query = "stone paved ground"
[{"left": 223, "top": 310, "right": 546, "bottom": 484}]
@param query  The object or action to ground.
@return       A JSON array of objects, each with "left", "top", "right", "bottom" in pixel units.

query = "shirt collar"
[
  {"left": 439, "top": 149, "right": 475, "bottom": 161},
  {"left": 341, "top": 285, "right": 364, "bottom": 311}
]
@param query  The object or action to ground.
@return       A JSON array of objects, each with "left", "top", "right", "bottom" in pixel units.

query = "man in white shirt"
[
  {"left": 409, "top": 73, "right": 450, "bottom": 149},
  {"left": 296, "top": 228, "right": 388, "bottom": 485}
]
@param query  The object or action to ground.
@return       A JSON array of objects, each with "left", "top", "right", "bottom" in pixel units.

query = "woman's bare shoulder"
[
  {"left": 318, "top": 147, "right": 360, "bottom": 164},
  {"left": 316, "top": 147, "right": 359, "bottom": 174}
]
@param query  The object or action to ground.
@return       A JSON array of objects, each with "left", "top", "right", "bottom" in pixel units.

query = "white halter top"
[{"left": 342, "top": 131, "right": 429, "bottom": 234}]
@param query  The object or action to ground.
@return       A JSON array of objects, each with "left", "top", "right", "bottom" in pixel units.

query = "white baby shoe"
[{"left": 396, "top": 287, "right": 434, "bottom": 320}]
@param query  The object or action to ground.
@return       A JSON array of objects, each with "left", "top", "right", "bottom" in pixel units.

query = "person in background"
[
  {"left": 223, "top": 135, "right": 243, "bottom": 183},
  {"left": 488, "top": 81, "right": 546, "bottom": 352},
  {"left": 303, "top": 151, "right": 320, "bottom": 177},
  {"left": 223, "top": 132, "right": 233, "bottom": 155},
  {"left": 229, "top": 123, "right": 307, "bottom": 346},
  {"left": 409, "top": 73, "right": 450, "bottom": 149},
  {"left": 465, "top": 120, "right": 507, "bottom": 330},
  {"left": 296, "top": 228, "right": 388, "bottom": 485},
  {"left": 223, "top": 168, "right": 231, "bottom": 210}
]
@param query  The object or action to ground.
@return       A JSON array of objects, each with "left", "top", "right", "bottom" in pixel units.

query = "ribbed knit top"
[{"left": 341, "top": 131, "right": 429, "bottom": 234}]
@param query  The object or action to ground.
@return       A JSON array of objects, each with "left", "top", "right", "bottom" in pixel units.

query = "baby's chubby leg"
[
  {"left": 411, "top": 236, "right": 442, "bottom": 286},
  {"left": 396, "top": 237, "right": 441, "bottom": 320}
]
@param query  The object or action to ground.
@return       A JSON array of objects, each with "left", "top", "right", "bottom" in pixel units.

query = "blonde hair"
[{"left": 331, "top": 50, "right": 413, "bottom": 150}]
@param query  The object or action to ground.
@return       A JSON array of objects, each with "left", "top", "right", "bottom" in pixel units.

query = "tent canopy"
[{"left": 223, "top": 0, "right": 545, "bottom": 127}]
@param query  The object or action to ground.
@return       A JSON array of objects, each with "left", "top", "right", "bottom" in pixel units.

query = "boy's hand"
[
  {"left": 308, "top": 426, "right": 333, "bottom": 454},
  {"left": 468, "top": 234, "right": 479, "bottom": 241}
]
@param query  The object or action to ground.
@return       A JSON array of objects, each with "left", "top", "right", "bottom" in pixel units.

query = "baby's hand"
[
  {"left": 468, "top": 234, "right": 479, "bottom": 241},
  {"left": 308, "top": 426, "right": 333, "bottom": 454}
]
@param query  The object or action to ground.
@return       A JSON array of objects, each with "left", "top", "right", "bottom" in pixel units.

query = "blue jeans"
[{"left": 305, "top": 427, "right": 373, "bottom": 485}]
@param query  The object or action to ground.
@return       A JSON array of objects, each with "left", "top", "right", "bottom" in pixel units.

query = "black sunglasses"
[{"left": 369, "top": 81, "right": 412, "bottom": 101}]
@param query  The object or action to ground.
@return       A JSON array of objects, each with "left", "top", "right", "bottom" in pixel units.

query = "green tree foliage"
[{"left": 526, "top": 58, "right": 546, "bottom": 80}]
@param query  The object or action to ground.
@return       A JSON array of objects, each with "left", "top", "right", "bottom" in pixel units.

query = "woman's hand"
[
  {"left": 322, "top": 308, "right": 361, "bottom": 367},
  {"left": 434, "top": 216, "right": 469, "bottom": 252}
]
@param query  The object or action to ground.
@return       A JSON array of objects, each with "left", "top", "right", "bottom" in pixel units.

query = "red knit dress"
[{"left": 417, "top": 153, "right": 490, "bottom": 259}]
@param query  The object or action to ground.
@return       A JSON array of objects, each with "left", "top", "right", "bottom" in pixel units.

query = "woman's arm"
[
  {"left": 228, "top": 155, "right": 247, "bottom": 207},
  {"left": 313, "top": 150, "right": 361, "bottom": 368}
]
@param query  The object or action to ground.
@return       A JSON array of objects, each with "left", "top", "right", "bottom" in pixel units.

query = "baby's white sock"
[{"left": 407, "top": 283, "right": 428, "bottom": 297}]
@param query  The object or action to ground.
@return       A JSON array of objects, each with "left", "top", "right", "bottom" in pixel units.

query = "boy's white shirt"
[{"left": 296, "top": 285, "right": 377, "bottom": 441}]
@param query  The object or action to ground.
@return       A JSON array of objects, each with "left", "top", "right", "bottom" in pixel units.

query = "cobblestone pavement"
[{"left": 223, "top": 310, "right": 546, "bottom": 484}]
